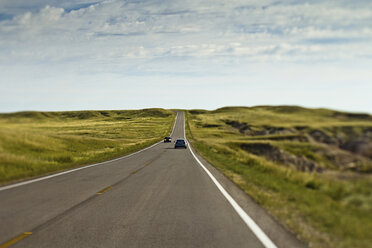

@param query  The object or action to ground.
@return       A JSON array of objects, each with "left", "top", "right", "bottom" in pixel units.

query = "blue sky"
[{"left": 0, "top": 0, "right": 371, "bottom": 113}]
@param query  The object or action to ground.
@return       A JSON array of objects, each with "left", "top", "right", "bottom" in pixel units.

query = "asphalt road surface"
[{"left": 0, "top": 112, "right": 305, "bottom": 248}]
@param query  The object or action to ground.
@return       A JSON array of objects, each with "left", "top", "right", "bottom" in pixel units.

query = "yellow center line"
[
  {"left": 97, "top": 186, "right": 112, "bottom": 195},
  {"left": 0, "top": 232, "right": 32, "bottom": 248},
  {"left": 130, "top": 170, "right": 138, "bottom": 174}
]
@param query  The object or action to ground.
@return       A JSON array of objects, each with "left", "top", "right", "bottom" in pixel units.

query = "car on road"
[
  {"left": 174, "top": 139, "right": 187, "bottom": 149},
  {"left": 164, "top": 136, "right": 172, "bottom": 143}
]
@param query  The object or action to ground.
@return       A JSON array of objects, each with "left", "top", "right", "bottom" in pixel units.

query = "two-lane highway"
[{"left": 0, "top": 112, "right": 304, "bottom": 247}]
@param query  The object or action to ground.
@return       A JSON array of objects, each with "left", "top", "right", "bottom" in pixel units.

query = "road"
[{"left": 0, "top": 112, "right": 305, "bottom": 248}]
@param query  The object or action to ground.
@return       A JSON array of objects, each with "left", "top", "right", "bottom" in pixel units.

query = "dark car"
[
  {"left": 174, "top": 139, "right": 187, "bottom": 149},
  {"left": 164, "top": 136, "right": 172, "bottom": 143}
]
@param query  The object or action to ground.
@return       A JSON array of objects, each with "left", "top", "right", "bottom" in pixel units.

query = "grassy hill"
[
  {"left": 0, "top": 109, "right": 175, "bottom": 184},
  {"left": 186, "top": 106, "right": 372, "bottom": 248}
]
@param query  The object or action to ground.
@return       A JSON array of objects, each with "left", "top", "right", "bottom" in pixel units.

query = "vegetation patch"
[{"left": 0, "top": 108, "right": 175, "bottom": 184}]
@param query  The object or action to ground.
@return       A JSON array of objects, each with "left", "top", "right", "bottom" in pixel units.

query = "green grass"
[
  {"left": 0, "top": 109, "right": 175, "bottom": 184},
  {"left": 186, "top": 106, "right": 372, "bottom": 248}
]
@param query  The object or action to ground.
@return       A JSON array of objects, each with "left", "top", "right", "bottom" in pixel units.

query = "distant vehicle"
[
  {"left": 174, "top": 139, "right": 187, "bottom": 149},
  {"left": 164, "top": 136, "right": 172, "bottom": 143}
]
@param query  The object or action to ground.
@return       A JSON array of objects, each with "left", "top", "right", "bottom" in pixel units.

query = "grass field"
[
  {"left": 0, "top": 109, "right": 175, "bottom": 184},
  {"left": 186, "top": 106, "right": 372, "bottom": 248}
]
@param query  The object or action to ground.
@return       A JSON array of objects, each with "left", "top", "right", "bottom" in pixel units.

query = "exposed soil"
[
  {"left": 309, "top": 130, "right": 337, "bottom": 145},
  {"left": 224, "top": 120, "right": 251, "bottom": 134},
  {"left": 333, "top": 112, "right": 372, "bottom": 120},
  {"left": 224, "top": 120, "right": 372, "bottom": 173},
  {"left": 224, "top": 120, "right": 295, "bottom": 136},
  {"left": 309, "top": 128, "right": 372, "bottom": 159},
  {"left": 202, "top": 124, "right": 221, "bottom": 128},
  {"left": 240, "top": 143, "right": 323, "bottom": 172}
]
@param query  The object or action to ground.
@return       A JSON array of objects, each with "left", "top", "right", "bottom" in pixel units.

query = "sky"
[{"left": 0, "top": 0, "right": 371, "bottom": 113}]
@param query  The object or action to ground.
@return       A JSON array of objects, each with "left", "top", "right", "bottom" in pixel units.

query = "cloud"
[
  {"left": 0, "top": 0, "right": 371, "bottom": 112},
  {"left": 13, "top": 5, "right": 64, "bottom": 25},
  {"left": 1, "top": 0, "right": 371, "bottom": 68},
  {"left": 64, "top": 2, "right": 99, "bottom": 13}
]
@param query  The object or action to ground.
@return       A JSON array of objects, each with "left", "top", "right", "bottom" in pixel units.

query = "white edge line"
[
  {"left": 183, "top": 112, "right": 277, "bottom": 248},
  {"left": 0, "top": 112, "right": 179, "bottom": 192}
]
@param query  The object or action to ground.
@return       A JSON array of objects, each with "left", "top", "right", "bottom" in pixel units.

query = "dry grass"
[{"left": 0, "top": 109, "right": 175, "bottom": 184}]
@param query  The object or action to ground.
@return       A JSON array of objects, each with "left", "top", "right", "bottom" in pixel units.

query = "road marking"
[
  {"left": 0, "top": 113, "right": 179, "bottom": 192},
  {"left": 184, "top": 113, "right": 277, "bottom": 248},
  {"left": 170, "top": 112, "right": 178, "bottom": 136},
  {"left": 183, "top": 113, "right": 186, "bottom": 139},
  {"left": 130, "top": 170, "right": 138, "bottom": 175},
  {"left": 0, "top": 232, "right": 32, "bottom": 248},
  {"left": 97, "top": 186, "right": 112, "bottom": 195}
]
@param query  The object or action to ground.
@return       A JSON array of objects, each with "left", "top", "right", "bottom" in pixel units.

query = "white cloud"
[
  {"left": 1, "top": 0, "right": 371, "bottom": 64},
  {"left": 0, "top": 0, "right": 371, "bottom": 112}
]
